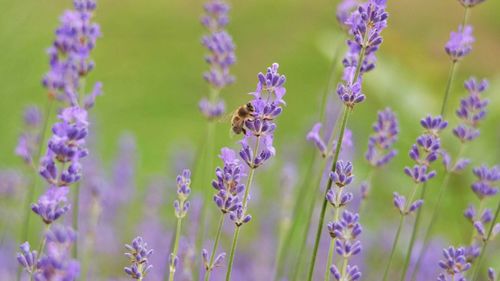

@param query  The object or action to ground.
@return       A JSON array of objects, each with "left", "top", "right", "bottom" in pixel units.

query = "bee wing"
[{"left": 217, "top": 112, "right": 234, "bottom": 123}]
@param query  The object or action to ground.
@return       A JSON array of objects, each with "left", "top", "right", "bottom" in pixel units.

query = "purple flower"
[
  {"left": 420, "top": 115, "right": 448, "bottom": 136},
  {"left": 438, "top": 246, "right": 471, "bottom": 278},
  {"left": 471, "top": 165, "right": 500, "bottom": 200},
  {"left": 441, "top": 150, "right": 470, "bottom": 173},
  {"left": 458, "top": 0, "right": 486, "bottom": 7},
  {"left": 366, "top": 107, "right": 399, "bottom": 167},
  {"left": 445, "top": 25, "right": 474, "bottom": 61},
  {"left": 331, "top": 264, "right": 361, "bottom": 281},
  {"left": 201, "top": 0, "right": 230, "bottom": 31},
  {"left": 229, "top": 205, "right": 252, "bottom": 227},
  {"left": 330, "top": 161, "right": 354, "bottom": 188},
  {"left": 35, "top": 226, "right": 80, "bottom": 281},
  {"left": 24, "top": 105, "right": 42, "bottom": 127},
  {"left": 174, "top": 169, "right": 191, "bottom": 219},
  {"left": 199, "top": 98, "right": 225, "bottom": 120},
  {"left": 393, "top": 192, "right": 423, "bottom": 215},
  {"left": 337, "top": 81, "right": 365, "bottom": 108},
  {"left": 15, "top": 106, "right": 43, "bottom": 165},
  {"left": 306, "top": 123, "right": 328, "bottom": 156},
  {"left": 124, "top": 236, "right": 154, "bottom": 280},
  {"left": 404, "top": 165, "right": 436, "bottom": 183},
  {"left": 488, "top": 268, "right": 497, "bottom": 281},
  {"left": 16, "top": 242, "right": 37, "bottom": 274},
  {"left": 212, "top": 148, "right": 245, "bottom": 214},
  {"left": 43, "top": 0, "right": 101, "bottom": 105},
  {"left": 31, "top": 186, "right": 71, "bottom": 224},
  {"left": 453, "top": 77, "right": 489, "bottom": 143},
  {"left": 336, "top": 0, "right": 360, "bottom": 29}
]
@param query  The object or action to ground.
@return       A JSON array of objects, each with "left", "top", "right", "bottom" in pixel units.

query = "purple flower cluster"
[
  {"left": 174, "top": 169, "right": 191, "bottom": 219},
  {"left": 471, "top": 165, "right": 500, "bottom": 200},
  {"left": 393, "top": 192, "right": 424, "bottom": 216},
  {"left": 31, "top": 186, "right": 71, "bottom": 225},
  {"left": 437, "top": 246, "right": 471, "bottom": 281},
  {"left": 329, "top": 211, "right": 363, "bottom": 281},
  {"left": 488, "top": 268, "right": 497, "bottom": 281},
  {"left": 365, "top": 108, "right": 399, "bottom": 167},
  {"left": 336, "top": 0, "right": 361, "bottom": 29},
  {"left": 15, "top": 106, "right": 42, "bottom": 165},
  {"left": 124, "top": 237, "right": 154, "bottom": 280},
  {"left": 325, "top": 161, "right": 362, "bottom": 279},
  {"left": 18, "top": 225, "right": 80, "bottom": 281},
  {"left": 306, "top": 122, "right": 353, "bottom": 158},
  {"left": 43, "top": 0, "right": 101, "bottom": 105},
  {"left": 199, "top": 0, "right": 236, "bottom": 119},
  {"left": 239, "top": 63, "right": 286, "bottom": 170},
  {"left": 445, "top": 25, "right": 474, "bottom": 62},
  {"left": 212, "top": 148, "right": 245, "bottom": 215},
  {"left": 453, "top": 78, "right": 489, "bottom": 143}
]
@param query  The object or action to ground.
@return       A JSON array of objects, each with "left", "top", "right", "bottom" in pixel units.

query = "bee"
[{"left": 230, "top": 102, "right": 255, "bottom": 135}]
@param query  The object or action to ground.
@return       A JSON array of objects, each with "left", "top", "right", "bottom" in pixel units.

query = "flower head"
[
  {"left": 212, "top": 148, "right": 245, "bottom": 214},
  {"left": 458, "top": 0, "right": 486, "bottom": 8},
  {"left": 445, "top": 25, "right": 474, "bottom": 61},
  {"left": 174, "top": 169, "right": 191, "bottom": 218},
  {"left": 124, "top": 236, "right": 154, "bottom": 280},
  {"left": 366, "top": 108, "right": 399, "bottom": 167},
  {"left": 17, "top": 242, "right": 37, "bottom": 274},
  {"left": 31, "top": 186, "right": 71, "bottom": 224},
  {"left": 471, "top": 165, "right": 500, "bottom": 199},
  {"left": 438, "top": 246, "right": 471, "bottom": 277}
]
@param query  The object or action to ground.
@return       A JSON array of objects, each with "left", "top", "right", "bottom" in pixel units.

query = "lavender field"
[{"left": 0, "top": 0, "right": 499, "bottom": 280}]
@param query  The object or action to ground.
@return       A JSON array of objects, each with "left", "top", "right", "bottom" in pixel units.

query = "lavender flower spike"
[
  {"left": 124, "top": 236, "right": 154, "bottom": 280},
  {"left": 365, "top": 107, "right": 399, "bottom": 167},
  {"left": 31, "top": 186, "right": 71, "bottom": 224},
  {"left": 212, "top": 148, "right": 245, "bottom": 214},
  {"left": 445, "top": 25, "right": 474, "bottom": 61},
  {"left": 174, "top": 169, "right": 192, "bottom": 219},
  {"left": 471, "top": 165, "right": 500, "bottom": 200},
  {"left": 17, "top": 242, "right": 37, "bottom": 275},
  {"left": 437, "top": 246, "right": 471, "bottom": 280}
]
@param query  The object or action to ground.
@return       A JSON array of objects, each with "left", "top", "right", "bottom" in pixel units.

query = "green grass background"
[{"left": 0, "top": 0, "right": 499, "bottom": 278}]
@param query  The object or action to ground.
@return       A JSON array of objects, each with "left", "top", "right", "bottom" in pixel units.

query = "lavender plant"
[
  {"left": 124, "top": 236, "right": 154, "bottom": 280},
  {"left": 168, "top": 170, "right": 192, "bottom": 281},
  {"left": 307, "top": 1, "right": 389, "bottom": 280}
]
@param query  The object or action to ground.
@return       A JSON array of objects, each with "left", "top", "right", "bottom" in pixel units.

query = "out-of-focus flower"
[
  {"left": 445, "top": 25, "right": 474, "bottom": 61},
  {"left": 31, "top": 186, "right": 71, "bottom": 225},
  {"left": 124, "top": 237, "right": 154, "bottom": 280},
  {"left": 366, "top": 108, "right": 399, "bottom": 167}
]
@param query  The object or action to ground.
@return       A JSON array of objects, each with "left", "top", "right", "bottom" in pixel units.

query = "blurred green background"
[{"left": 0, "top": 0, "right": 499, "bottom": 278}]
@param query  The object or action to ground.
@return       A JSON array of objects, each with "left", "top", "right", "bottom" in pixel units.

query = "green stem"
[
  {"left": 324, "top": 207, "right": 341, "bottom": 281},
  {"left": 194, "top": 120, "right": 216, "bottom": 281},
  {"left": 382, "top": 183, "right": 419, "bottom": 281},
  {"left": 400, "top": 183, "right": 427, "bottom": 281},
  {"left": 72, "top": 183, "right": 80, "bottom": 259},
  {"left": 204, "top": 214, "right": 225, "bottom": 281},
  {"left": 440, "top": 61, "right": 457, "bottom": 117},
  {"left": 410, "top": 173, "right": 451, "bottom": 281},
  {"left": 225, "top": 137, "right": 260, "bottom": 281},
  {"left": 274, "top": 149, "right": 317, "bottom": 281},
  {"left": 291, "top": 157, "right": 329, "bottom": 281},
  {"left": 340, "top": 256, "right": 349, "bottom": 277},
  {"left": 382, "top": 215, "right": 404, "bottom": 281},
  {"left": 307, "top": 106, "right": 351, "bottom": 281},
  {"left": 319, "top": 38, "right": 343, "bottom": 123},
  {"left": 168, "top": 217, "right": 183, "bottom": 281},
  {"left": 471, "top": 201, "right": 500, "bottom": 281},
  {"left": 225, "top": 226, "right": 240, "bottom": 281}
]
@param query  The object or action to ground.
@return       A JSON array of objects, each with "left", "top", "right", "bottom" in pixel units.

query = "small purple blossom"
[
  {"left": 488, "top": 268, "right": 497, "bottom": 281},
  {"left": 336, "top": 0, "right": 360, "bottom": 29},
  {"left": 212, "top": 148, "right": 245, "bottom": 214},
  {"left": 337, "top": 81, "right": 365, "bottom": 108},
  {"left": 31, "top": 186, "right": 71, "bottom": 224},
  {"left": 330, "top": 161, "right": 354, "bottom": 188},
  {"left": 441, "top": 150, "right": 470, "bottom": 173},
  {"left": 124, "top": 236, "right": 154, "bottom": 280},
  {"left": 17, "top": 242, "right": 37, "bottom": 275},
  {"left": 471, "top": 165, "right": 500, "bottom": 200},
  {"left": 445, "top": 25, "right": 474, "bottom": 61},
  {"left": 420, "top": 115, "right": 448, "bottom": 135},
  {"left": 404, "top": 165, "right": 436, "bottom": 183},
  {"left": 438, "top": 246, "right": 471, "bottom": 278},
  {"left": 199, "top": 98, "right": 225, "bottom": 119},
  {"left": 229, "top": 205, "right": 252, "bottom": 227},
  {"left": 174, "top": 169, "right": 191, "bottom": 219},
  {"left": 306, "top": 123, "right": 328, "bottom": 156},
  {"left": 366, "top": 108, "right": 399, "bottom": 167},
  {"left": 331, "top": 264, "right": 362, "bottom": 281},
  {"left": 393, "top": 192, "right": 423, "bottom": 215}
]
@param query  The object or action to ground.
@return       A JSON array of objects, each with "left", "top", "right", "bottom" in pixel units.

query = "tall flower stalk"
[
  {"left": 411, "top": 77, "right": 490, "bottom": 280},
  {"left": 202, "top": 148, "right": 244, "bottom": 281},
  {"left": 196, "top": 2, "right": 236, "bottom": 276},
  {"left": 307, "top": 1, "right": 388, "bottom": 280},
  {"left": 382, "top": 116, "right": 447, "bottom": 281},
  {"left": 225, "top": 63, "right": 286, "bottom": 281},
  {"left": 168, "top": 170, "right": 192, "bottom": 281},
  {"left": 124, "top": 237, "right": 154, "bottom": 280}
]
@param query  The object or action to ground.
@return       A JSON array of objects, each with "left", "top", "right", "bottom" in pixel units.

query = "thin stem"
[
  {"left": 274, "top": 150, "right": 317, "bottom": 281},
  {"left": 340, "top": 256, "right": 349, "bottom": 277},
  {"left": 440, "top": 61, "right": 457, "bottom": 117},
  {"left": 410, "top": 173, "right": 451, "bottom": 281},
  {"left": 324, "top": 207, "right": 341, "bottom": 281},
  {"left": 319, "top": 38, "right": 343, "bottom": 123},
  {"left": 194, "top": 119, "right": 216, "bottom": 281},
  {"left": 291, "top": 157, "right": 329, "bottom": 281},
  {"left": 462, "top": 7, "right": 470, "bottom": 27},
  {"left": 471, "top": 201, "right": 500, "bottom": 281},
  {"left": 225, "top": 137, "right": 260, "bottom": 281},
  {"left": 400, "top": 183, "right": 427, "bottom": 281},
  {"left": 225, "top": 226, "right": 240, "bottom": 281},
  {"left": 72, "top": 183, "right": 80, "bottom": 259},
  {"left": 168, "top": 217, "right": 183, "bottom": 281},
  {"left": 382, "top": 215, "right": 405, "bottom": 281},
  {"left": 307, "top": 106, "right": 351, "bottom": 281},
  {"left": 204, "top": 214, "right": 225, "bottom": 281}
]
